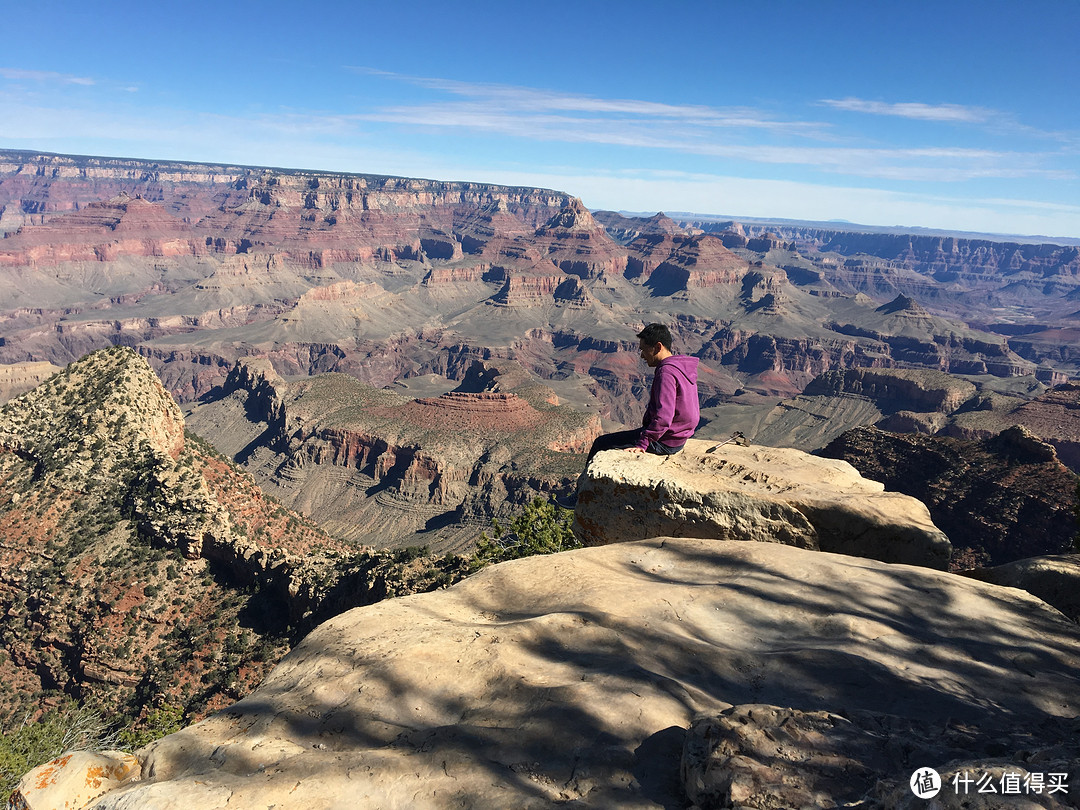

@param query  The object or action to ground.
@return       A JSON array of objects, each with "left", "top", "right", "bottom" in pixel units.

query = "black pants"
[{"left": 586, "top": 428, "right": 683, "bottom": 462}]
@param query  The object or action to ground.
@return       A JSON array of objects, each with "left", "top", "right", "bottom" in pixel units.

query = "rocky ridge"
[
  {"left": 944, "top": 382, "right": 1080, "bottom": 470},
  {"left": 819, "top": 425, "right": 1079, "bottom": 569},
  {"left": 0, "top": 348, "right": 473, "bottom": 732}
]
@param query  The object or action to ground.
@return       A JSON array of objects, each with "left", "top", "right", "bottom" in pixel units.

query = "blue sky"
[{"left": 2, "top": 0, "right": 1078, "bottom": 237}]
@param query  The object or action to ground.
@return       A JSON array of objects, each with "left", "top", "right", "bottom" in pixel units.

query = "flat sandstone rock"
[
  {"left": 85, "top": 538, "right": 1080, "bottom": 809},
  {"left": 964, "top": 554, "right": 1080, "bottom": 623},
  {"left": 573, "top": 438, "right": 952, "bottom": 568}
]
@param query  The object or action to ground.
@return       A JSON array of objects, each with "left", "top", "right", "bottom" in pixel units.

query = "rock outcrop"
[
  {"left": 683, "top": 704, "right": 1079, "bottom": 809},
  {"left": 963, "top": 554, "right": 1080, "bottom": 623},
  {"left": 819, "top": 425, "right": 1079, "bottom": 569},
  {"left": 748, "top": 366, "right": 981, "bottom": 450},
  {"left": 10, "top": 750, "right": 141, "bottom": 810},
  {"left": 592, "top": 209, "right": 683, "bottom": 245},
  {"left": 573, "top": 438, "right": 951, "bottom": 568},
  {"left": 56, "top": 537, "right": 1080, "bottom": 809},
  {"left": 803, "top": 366, "right": 976, "bottom": 413},
  {"left": 1002, "top": 383, "right": 1080, "bottom": 471}
]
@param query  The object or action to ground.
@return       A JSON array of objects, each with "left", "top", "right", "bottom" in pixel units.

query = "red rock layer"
[{"left": 379, "top": 392, "right": 546, "bottom": 433}]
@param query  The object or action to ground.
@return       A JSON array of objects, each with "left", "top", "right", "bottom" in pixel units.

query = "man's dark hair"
[{"left": 637, "top": 323, "right": 673, "bottom": 351}]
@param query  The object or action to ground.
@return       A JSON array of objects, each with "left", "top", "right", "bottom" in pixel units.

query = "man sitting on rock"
[{"left": 561, "top": 323, "right": 700, "bottom": 506}]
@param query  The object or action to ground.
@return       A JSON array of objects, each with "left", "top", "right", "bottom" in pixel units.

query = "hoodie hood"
[{"left": 659, "top": 354, "right": 699, "bottom": 383}]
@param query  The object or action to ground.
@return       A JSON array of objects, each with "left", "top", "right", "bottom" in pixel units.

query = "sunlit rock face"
[
  {"left": 573, "top": 438, "right": 952, "bottom": 569},
  {"left": 78, "top": 537, "right": 1080, "bottom": 809}
]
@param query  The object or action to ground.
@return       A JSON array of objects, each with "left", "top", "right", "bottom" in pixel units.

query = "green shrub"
[
  {"left": 0, "top": 700, "right": 119, "bottom": 796},
  {"left": 470, "top": 497, "right": 580, "bottom": 571},
  {"left": 116, "top": 704, "right": 184, "bottom": 750}
]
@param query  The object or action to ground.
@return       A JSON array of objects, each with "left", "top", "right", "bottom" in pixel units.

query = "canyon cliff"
[
  {"left": 683, "top": 217, "right": 1080, "bottom": 346},
  {"left": 0, "top": 149, "right": 1063, "bottom": 439}
]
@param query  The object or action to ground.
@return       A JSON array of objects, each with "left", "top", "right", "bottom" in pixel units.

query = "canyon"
[
  {"left": 4, "top": 149, "right": 1080, "bottom": 808},
  {"left": 3, "top": 150, "right": 1077, "bottom": 423},
  {"left": 3, "top": 147, "right": 1079, "bottom": 563}
]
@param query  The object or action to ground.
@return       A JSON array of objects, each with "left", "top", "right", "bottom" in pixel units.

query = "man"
[{"left": 563, "top": 323, "right": 699, "bottom": 504}]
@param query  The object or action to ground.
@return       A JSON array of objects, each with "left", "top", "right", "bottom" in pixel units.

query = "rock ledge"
[{"left": 573, "top": 438, "right": 951, "bottom": 568}]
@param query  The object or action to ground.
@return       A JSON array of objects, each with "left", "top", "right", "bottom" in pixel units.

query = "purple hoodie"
[{"left": 638, "top": 354, "right": 700, "bottom": 450}]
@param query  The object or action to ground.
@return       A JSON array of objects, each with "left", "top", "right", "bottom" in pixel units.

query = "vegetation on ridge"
[{"left": 472, "top": 497, "right": 580, "bottom": 570}]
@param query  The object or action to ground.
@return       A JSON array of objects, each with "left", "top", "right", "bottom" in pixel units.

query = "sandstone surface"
[
  {"left": 72, "top": 537, "right": 1080, "bottom": 809},
  {"left": 572, "top": 438, "right": 952, "bottom": 568},
  {"left": 683, "top": 704, "right": 1079, "bottom": 809},
  {"left": 964, "top": 554, "right": 1080, "bottom": 623}
]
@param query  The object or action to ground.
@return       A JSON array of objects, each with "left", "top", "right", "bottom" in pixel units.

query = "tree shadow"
[{"left": 118, "top": 537, "right": 1080, "bottom": 807}]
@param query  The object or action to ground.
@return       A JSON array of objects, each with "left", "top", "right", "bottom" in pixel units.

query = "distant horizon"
[
  {"left": 5, "top": 144, "right": 1079, "bottom": 247},
  {"left": 2, "top": 1, "right": 1077, "bottom": 239}
]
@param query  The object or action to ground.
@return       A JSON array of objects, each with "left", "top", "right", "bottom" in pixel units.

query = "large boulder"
[
  {"left": 964, "top": 554, "right": 1080, "bottom": 623},
  {"left": 78, "top": 538, "right": 1080, "bottom": 809},
  {"left": 573, "top": 439, "right": 952, "bottom": 568},
  {"left": 9, "top": 750, "right": 140, "bottom": 810}
]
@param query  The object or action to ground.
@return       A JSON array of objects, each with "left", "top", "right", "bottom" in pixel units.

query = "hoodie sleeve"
[{"left": 638, "top": 364, "right": 677, "bottom": 449}]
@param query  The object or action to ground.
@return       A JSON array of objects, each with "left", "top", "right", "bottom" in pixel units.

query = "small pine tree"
[{"left": 471, "top": 497, "right": 580, "bottom": 570}]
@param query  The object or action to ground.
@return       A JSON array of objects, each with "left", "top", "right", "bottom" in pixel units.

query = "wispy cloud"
[
  {"left": 819, "top": 97, "right": 992, "bottom": 123},
  {"left": 0, "top": 68, "right": 96, "bottom": 86},
  {"left": 348, "top": 67, "right": 829, "bottom": 135},
  {"left": 819, "top": 96, "right": 1080, "bottom": 146},
  {"left": 345, "top": 69, "right": 1073, "bottom": 183}
]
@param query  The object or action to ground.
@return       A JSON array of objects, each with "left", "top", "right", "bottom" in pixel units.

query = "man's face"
[{"left": 639, "top": 339, "right": 662, "bottom": 367}]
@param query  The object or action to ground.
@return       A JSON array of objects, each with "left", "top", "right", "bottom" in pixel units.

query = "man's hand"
[{"left": 624, "top": 447, "right": 645, "bottom": 453}]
